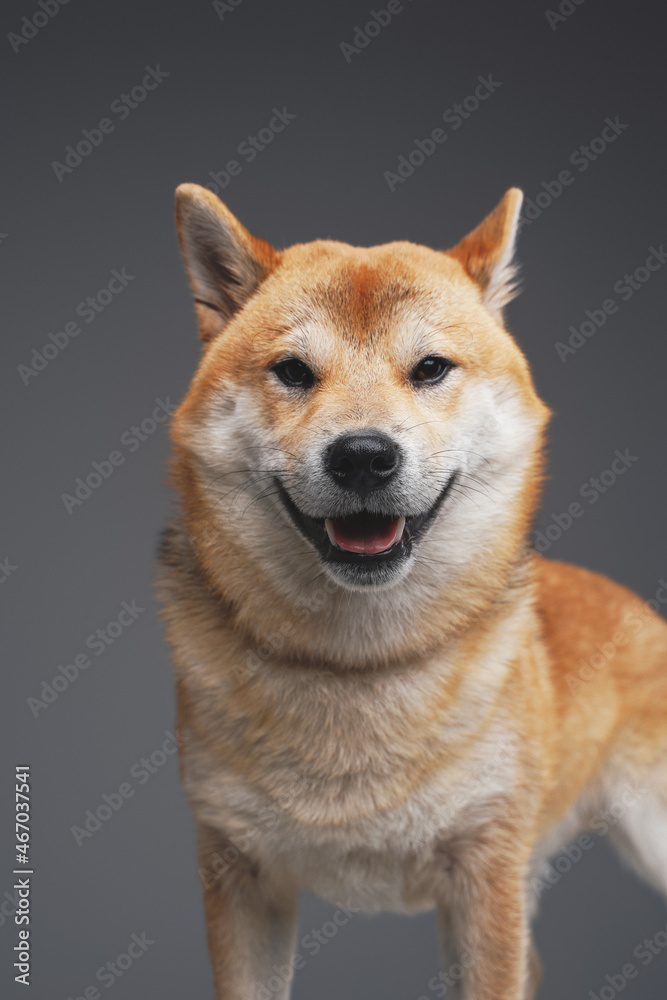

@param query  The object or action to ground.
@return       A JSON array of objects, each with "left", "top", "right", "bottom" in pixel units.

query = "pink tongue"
[{"left": 330, "top": 515, "right": 400, "bottom": 554}]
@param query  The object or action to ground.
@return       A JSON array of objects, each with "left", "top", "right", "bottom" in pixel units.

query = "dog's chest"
[{"left": 185, "top": 660, "right": 515, "bottom": 912}]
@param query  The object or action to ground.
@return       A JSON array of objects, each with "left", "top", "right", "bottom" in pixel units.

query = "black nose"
[{"left": 326, "top": 432, "right": 400, "bottom": 495}]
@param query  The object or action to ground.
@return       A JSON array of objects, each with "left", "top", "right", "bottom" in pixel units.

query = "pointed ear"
[
  {"left": 446, "top": 188, "right": 524, "bottom": 320},
  {"left": 175, "top": 183, "right": 280, "bottom": 342}
]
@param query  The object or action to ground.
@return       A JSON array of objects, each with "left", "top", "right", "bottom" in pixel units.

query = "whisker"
[
  {"left": 204, "top": 467, "right": 290, "bottom": 488},
  {"left": 398, "top": 419, "right": 441, "bottom": 434},
  {"left": 446, "top": 476, "right": 493, "bottom": 501},
  {"left": 244, "top": 445, "right": 298, "bottom": 460},
  {"left": 241, "top": 486, "right": 284, "bottom": 517}
]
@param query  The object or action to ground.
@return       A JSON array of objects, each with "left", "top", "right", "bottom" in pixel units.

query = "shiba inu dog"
[{"left": 157, "top": 183, "right": 667, "bottom": 1000}]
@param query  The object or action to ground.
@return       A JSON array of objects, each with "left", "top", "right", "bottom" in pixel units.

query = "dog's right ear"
[{"left": 175, "top": 183, "right": 280, "bottom": 342}]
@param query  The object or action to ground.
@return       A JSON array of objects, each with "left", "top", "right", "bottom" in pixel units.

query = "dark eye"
[
  {"left": 272, "top": 358, "right": 315, "bottom": 389},
  {"left": 410, "top": 356, "right": 454, "bottom": 385}
]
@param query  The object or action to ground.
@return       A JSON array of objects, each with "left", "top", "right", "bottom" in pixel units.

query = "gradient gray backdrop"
[{"left": 2, "top": 0, "right": 666, "bottom": 997}]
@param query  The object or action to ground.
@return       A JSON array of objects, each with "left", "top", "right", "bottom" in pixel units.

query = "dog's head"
[{"left": 171, "top": 185, "right": 549, "bottom": 605}]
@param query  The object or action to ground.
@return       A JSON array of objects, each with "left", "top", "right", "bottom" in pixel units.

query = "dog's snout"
[{"left": 326, "top": 432, "right": 400, "bottom": 495}]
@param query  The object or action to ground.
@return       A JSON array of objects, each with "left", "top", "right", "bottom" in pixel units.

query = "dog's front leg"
[
  {"left": 434, "top": 826, "right": 531, "bottom": 1000},
  {"left": 197, "top": 823, "right": 299, "bottom": 1000}
]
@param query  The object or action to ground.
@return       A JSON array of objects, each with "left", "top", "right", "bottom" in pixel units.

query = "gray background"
[{"left": 2, "top": 0, "right": 666, "bottom": 997}]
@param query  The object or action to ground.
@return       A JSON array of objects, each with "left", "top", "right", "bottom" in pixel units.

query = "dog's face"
[{"left": 171, "top": 186, "right": 549, "bottom": 595}]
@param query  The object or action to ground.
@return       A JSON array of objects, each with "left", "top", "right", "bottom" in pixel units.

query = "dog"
[{"left": 157, "top": 183, "right": 667, "bottom": 1000}]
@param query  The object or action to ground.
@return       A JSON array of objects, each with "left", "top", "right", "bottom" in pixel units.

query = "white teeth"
[
  {"left": 395, "top": 516, "right": 406, "bottom": 542},
  {"left": 324, "top": 518, "right": 339, "bottom": 547}
]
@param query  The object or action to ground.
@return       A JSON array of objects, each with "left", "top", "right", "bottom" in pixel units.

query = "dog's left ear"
[{"left": 446, "top": 188, "right": 524, "bottom": 321}]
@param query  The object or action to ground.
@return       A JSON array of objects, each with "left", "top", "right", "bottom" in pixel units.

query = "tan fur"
[{"left": 157, "top": 184, "right": 667, "bottom": 1000}]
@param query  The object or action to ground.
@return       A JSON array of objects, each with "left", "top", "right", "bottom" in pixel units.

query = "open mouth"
[
  {"left": 325, "top": 513, "right": 406, "bottom": 554},
  {"left": 275, "top": 473, "right": 457, "bottom": 570}
]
